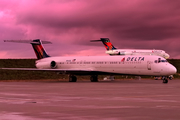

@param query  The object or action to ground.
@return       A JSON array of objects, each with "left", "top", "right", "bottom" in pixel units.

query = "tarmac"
[{"left": 0, "top": 79, "right": 180, "bottom": 120}]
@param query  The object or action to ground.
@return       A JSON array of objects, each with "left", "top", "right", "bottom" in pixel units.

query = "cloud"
[{"left": 0, "top": 0, "right": 180, "bottom": 59}]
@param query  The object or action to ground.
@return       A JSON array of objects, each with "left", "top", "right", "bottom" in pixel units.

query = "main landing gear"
[
  {"left": 68, "top": 75, "right": 98, "bottom": 82},
  {"left": 90, "top": 75, "right": 98, "bottom": 82},
  {"left": 69, "top": 75, "right": 77, "bottom": 82}
]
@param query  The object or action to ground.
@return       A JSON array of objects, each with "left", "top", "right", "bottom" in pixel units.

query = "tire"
[
  {"left": 163, "top": 79, "right": 168, "bottom": 83},
  {"left": 69, "top": 75, "right": 77, "bottom": 82},
  {"left": 90, "top": 75, "right": 98, "bottom": 82}
]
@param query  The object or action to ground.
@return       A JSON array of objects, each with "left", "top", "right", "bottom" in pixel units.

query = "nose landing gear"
[{"left": 162, "top": 76, "right": 168, "bottom": 83}]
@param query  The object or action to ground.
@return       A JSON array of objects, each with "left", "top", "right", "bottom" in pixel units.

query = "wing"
[
  {"left": 0, "top": 68, "right": 101, "bottom": 75},
  {"left": 0, "top": 68, "right": 120, "bottom": 75}
]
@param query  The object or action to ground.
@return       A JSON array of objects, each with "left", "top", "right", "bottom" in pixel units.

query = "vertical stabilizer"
[
  {"left": 100, "top": 38, "right": 116, "bottom": 50},
  {"left": 31, "top": 39, "right": 50, "bottom": 59},
  {"left": 90, "top": 38, "right": 116, "bottom": 50}
]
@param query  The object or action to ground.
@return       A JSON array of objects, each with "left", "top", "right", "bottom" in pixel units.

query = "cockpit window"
[
  {"left": 161, "top": 60, "right": 167, "bottom": 62},
  {"left": 154, "top": 59, "right": 167, "bottom": 63}
]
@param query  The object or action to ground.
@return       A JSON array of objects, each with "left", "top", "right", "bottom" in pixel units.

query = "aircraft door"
[{"left": 147, "top": 61, "right": 151, "bottom": 70}]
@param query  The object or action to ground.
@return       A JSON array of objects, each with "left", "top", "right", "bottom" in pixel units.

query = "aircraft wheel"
[
  {"left": 69, "top": 75, "right": 77, "bottom": 82},
  {"left": 163, "top": 78, "right": 168, "bottom": 84},
  {"left": 90, "top": 75, "right": 98, "bottom": 82},
  {"left": 168, "top": 75, "right": 173, "bottom": 80}
]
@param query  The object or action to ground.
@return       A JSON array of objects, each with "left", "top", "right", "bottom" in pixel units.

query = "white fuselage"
[
  {"left": 35, "top": 55, "right": 176, "bottom": 76},
  {"left": 106, "top": 49, "right": 170, "bottom": 59}
]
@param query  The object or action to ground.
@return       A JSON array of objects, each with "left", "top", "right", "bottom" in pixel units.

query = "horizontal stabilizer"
[
  {"left": 90, "top": 40, "right": 102, "bottom": 42},
  {"left": 90, "top": 38, "right": 110, "bottom": 42},
  {"left": 4, "top": 40, "right": 52, "bottom": 44}
]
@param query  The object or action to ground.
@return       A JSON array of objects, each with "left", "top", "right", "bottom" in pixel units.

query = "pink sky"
[{"left": 0, "top": 0, "right": 180, "bottom": 59}]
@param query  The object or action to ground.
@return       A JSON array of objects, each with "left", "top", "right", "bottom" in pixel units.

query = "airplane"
[
  {"left": 2, "top": 39, "right": 177, "bottom": 83},
  {"left": 90, "top": 38, "right": 170, "bottom": 59}
]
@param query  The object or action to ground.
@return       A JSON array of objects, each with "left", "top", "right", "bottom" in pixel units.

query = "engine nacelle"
[
  {"left": 106, "top": 50, "right": 134, "bottom": 55},
  {"left": 106, "top": 50, "right": 121, "bottom": 55},
  {"left": 36, "top": 61, "right": 57, "bottom": 69},
  {"left": 50, "top": 61, "right": 57, "bottom": 69}
]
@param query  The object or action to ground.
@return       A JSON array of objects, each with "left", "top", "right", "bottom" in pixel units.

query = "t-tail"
[
  {"left": 90, "top": 38, "right": 116, "bottom": 50},
  {"left": 31, "top": 39, "right": 50, "bottom": 59},
  {"left": 4, "top": 39, "right": 51, "bottom": 60}
]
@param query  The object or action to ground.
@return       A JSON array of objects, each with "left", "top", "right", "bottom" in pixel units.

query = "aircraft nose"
[{"left": 169, "top": 65, "right": 177, "bottom": 75}]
